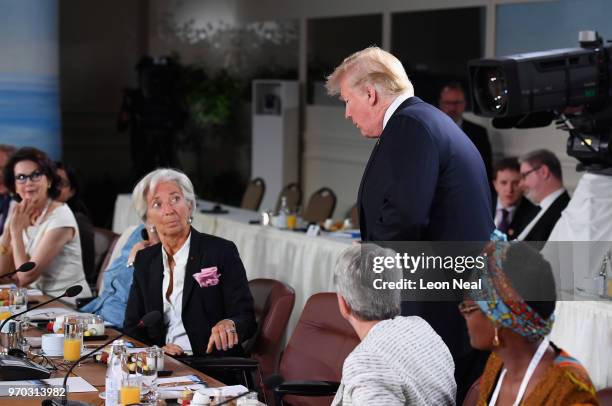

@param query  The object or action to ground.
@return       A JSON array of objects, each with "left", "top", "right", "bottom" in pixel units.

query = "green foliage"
[{"left": 183, "top": 68, "right": 245, "bottom": 128}]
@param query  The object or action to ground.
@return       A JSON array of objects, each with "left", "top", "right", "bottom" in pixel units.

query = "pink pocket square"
[{"left": 194, "top": 266, "right": 220, "bottom": 287}]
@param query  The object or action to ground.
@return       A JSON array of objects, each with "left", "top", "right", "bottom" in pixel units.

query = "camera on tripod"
[{"left": 468, "top": 31, "right": 612, "bottom": 172}]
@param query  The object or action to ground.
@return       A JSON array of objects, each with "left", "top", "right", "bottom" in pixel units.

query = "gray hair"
[
  {"left": 325, "top": 46, "right": 414, "bottom": 99},
  {"left": 519, "top": 149, "right": 563, "bottom": 181},
  {"left": 334, "top": 244, "right": 401, "bottom": 321},
  {"left": 132, "top": 168, "right": 197, "bottom": 222}
]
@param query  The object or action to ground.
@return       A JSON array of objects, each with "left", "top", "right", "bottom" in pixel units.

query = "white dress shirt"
[
  {"left": 162, "top": 233, "right": 192, "bottom": 351},
  {"left": 382, "top": 92, "right": 413, "bottom": 131},
  {"left": 494, "top": 198, "right": 518, "bottom": 229},
  {"left": 516, "top": 188, "right": 565, "bottom": 241}
]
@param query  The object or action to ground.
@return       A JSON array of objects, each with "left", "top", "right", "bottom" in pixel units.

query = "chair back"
[
  {"left": 275, "top": 183, "right": 302, "bottom": 214},
  {"left": 599, "top": 387, "right": 612, "bottom": 406},
  {"left": 241, "top": 178, "right": 266, "bottom": 211},
  {"left": 247, "top": 279, "right": 295, "bottom": 379},
  {"left": 302, "top": 188, "right": 337, "bottom": 224},
  {"left": 279, "top": 293, "right": 360, "bottom": 406},
  {"left": 93, "top": 227, "right": 119, "bottom": 292},
  {"left": 349, "top": 204, "right": 359, "bottom": 229}
]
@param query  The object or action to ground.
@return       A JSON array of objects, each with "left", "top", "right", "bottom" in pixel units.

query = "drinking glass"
[
  {"left": 120, "top": 374, "right": 142, "bottom": 405},
  {"left": 137, "top": 347, "right": 161, "bottom": 402},
  {"left": 63, "top": 319, "right": 83, "bottom": 362},
  {"left": 9, "top": 288, "right": 27, "bottom": 314}
]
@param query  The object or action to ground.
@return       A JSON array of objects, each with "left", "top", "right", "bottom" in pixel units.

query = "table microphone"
[
  {"left": 42, "top": 310, "right": 162, "bottom": 406},
  {"left": 215, "top": 374, "right": 284, "bottom": 406},
  {"left": 0, "top": 285, "right": 83, "bottom": 332},
  {"left": 0, "top": 261, "right": 36, "bottom": 278}
]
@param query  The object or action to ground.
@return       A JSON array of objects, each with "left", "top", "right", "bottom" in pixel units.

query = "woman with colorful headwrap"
[{"left": 460, "top": 238, "right": 599, "bottom": 405}]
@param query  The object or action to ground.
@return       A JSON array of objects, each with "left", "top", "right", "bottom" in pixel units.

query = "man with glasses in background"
[{"left": 516, "top": 149, "right": 570, "bottom": 245}]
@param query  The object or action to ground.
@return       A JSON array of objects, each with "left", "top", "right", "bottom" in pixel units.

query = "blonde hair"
[{"left": 325, "top": 47, "right": 414, "bottom": 98}]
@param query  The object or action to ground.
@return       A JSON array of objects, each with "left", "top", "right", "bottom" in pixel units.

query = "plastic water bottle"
[{"left": 105, "top": 342, "right": 126, "bottom": 406}]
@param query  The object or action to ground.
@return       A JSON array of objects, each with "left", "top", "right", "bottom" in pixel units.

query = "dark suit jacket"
[
  {"left": 124, "top": 228, "right": 256, "bottom": 356},
  {"left": 358, "top": 97, "right": 494, "bottom": 242},
  {"left": 523, "top": 191, "right": 570, "bottom": 243},
  {"left": 357, "top": 97, "right": 494, "bottom": 403},
  {"left": 493, "top": 197, "right": 540, "bottom": 240},
  {"left": 462, "top": 120, "right": 492, "bottom": 183}
]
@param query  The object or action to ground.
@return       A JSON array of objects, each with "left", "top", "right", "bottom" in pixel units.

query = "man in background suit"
[
  {"left": 492, "top": 157, "right": 539, "bottom": 239},
  {"left": 325, "top": 47, "right": 494, "bottom": 404},
  {"left": 439, "top": 83, "right": 493, "bottom": 186},
  {"left": 517, "top": 149, "right": 570, "bottom": 245}
]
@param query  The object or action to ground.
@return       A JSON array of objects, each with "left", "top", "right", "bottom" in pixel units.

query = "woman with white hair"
[
  {"left": 332, "top": 244, "right": 456, "bottom": 405},
  {"left": 124, "top": 168, "right": 256, "bottom": 357}
]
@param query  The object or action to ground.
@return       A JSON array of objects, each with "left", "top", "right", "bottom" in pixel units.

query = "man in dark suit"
[
  {"left": 517, "top": 149, "right": 570, "bottom": 245},
  {"left": 439, "top": 83, "right": 493, "bottom": 185},
  {"left": 325, "top": 47, "right": 494, "bottom": 404},
  {"left": 124, "top": 228, "right": 256, "bottom": 357},
  {"left": 492, "top": 157, "right": 540, "bottom": 239}
]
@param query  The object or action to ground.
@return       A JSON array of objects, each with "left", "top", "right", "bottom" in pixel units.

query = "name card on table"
[{"left": 306, "top": 225, "right": 320, "bottom": 237}]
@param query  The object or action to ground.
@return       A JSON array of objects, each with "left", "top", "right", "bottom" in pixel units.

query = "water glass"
[
  {"left": 9, "top": 288, "right": 27, "bottom": 314},
  {"left": 137, "top": 347, "right": 161, "bottom": 402},
  {"left": 63, "top": 319, "right": 83, "bottom": 362}
]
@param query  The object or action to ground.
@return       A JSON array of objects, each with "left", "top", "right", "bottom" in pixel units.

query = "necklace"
[{"left": 490, "top": 336, "right": 550, "bottom": 406}]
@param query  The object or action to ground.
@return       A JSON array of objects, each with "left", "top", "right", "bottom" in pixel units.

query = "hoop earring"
[{"left": 493, "top": 327, "right": 501, "bottom": 347}]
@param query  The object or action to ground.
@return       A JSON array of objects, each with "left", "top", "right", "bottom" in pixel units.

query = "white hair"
[
  {"left": 334, "top": 244, "right": 402, "bottom": 321},
  {"left": 132, "top": 168, "right": 197, "bottom": 222}
]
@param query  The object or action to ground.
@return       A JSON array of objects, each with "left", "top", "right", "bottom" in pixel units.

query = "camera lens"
[{"left": 474, "top": 67, "right": 508, "bottom": 116}]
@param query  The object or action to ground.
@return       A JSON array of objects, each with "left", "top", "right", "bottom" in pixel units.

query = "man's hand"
[
  {"left": 162, "top": 343, "right": 184, "bottom": 356},
  {"left": 206, "top": 319, "right": 238, "bottom": 353}
]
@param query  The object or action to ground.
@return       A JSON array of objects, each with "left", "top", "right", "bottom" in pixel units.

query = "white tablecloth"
[
  {"left": 112, "top": 194, "right": 353, "bottom": 337},
  {"left": 550, "top": 300, "right": 612, "bottom": 388},
  {"left": 113, "top": 194, "right": 612, "bottom": 388}
]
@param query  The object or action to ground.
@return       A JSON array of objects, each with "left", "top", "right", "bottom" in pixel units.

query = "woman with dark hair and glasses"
[
  {"left": 0, "top": 147, "right": 91, "bottom": 302},
  {"left": 460, "top": 238, "right": 598, "bottom": 405}
]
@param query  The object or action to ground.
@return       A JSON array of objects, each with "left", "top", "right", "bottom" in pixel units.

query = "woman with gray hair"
[
  {"left": 124, "top": 168, "right": 256, "bottom": 358},
  {"left": 332, "top": 244, "right": 456, "bottom": 405}
]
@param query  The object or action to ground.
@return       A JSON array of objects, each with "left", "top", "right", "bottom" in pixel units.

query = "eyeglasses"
[
  {"left": 15, "top": 171, "right": 44, "bottom": 184},
  {"left": 520, "top": 166, "right": 541, "bottom": 180},
  {"left": 458, "top": 301, "right": 481, "bottom": 316}
]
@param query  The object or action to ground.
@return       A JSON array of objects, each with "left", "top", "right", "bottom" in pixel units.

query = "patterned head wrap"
[{"left": 471, "top": 231, "right": 555, "bottom": 341}]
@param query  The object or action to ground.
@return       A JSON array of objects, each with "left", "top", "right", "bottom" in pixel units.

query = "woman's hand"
[
  {"left": 9, "top": 200, "right": 33, "bottom": 236},
  {"left": 206, "top": 319, "right": 238, "bottom": 353},
  {"left": 127, "top": 240, "right": 153, "bottom": 264},
  {"left": 162, "top": 343, "right": 184, "bottom": 356}
]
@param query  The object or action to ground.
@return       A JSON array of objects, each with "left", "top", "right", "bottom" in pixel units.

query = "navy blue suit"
[
  {"left": 357, "top": 96, "right": 494, "bottom": 404},
  {"left": 358, "top": 96, "right": 494, "bottom": 242}
]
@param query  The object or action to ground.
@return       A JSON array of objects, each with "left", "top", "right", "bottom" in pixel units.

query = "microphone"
[
  {"left": 215, "top": 374, "right": 284, "bottom": 406},
  {"left": 0, "top": 261, "right": 36, "bottom": 279},
  {"left": 43, "top": 310, "right": 162, "bottom": 406},
  {"left": 0, "top": 285, "right": 83, "bottom": 332}
]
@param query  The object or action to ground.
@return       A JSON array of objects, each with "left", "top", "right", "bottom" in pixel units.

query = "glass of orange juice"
[
  {"left": 0, "top": 306, "right": 11, "bottom": 321},
  {"left": 63, "top": 319, "right": 83, "bottom": 362},
  {"left": 120, "top": 374, "right": 141, "bottom": 405}
]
